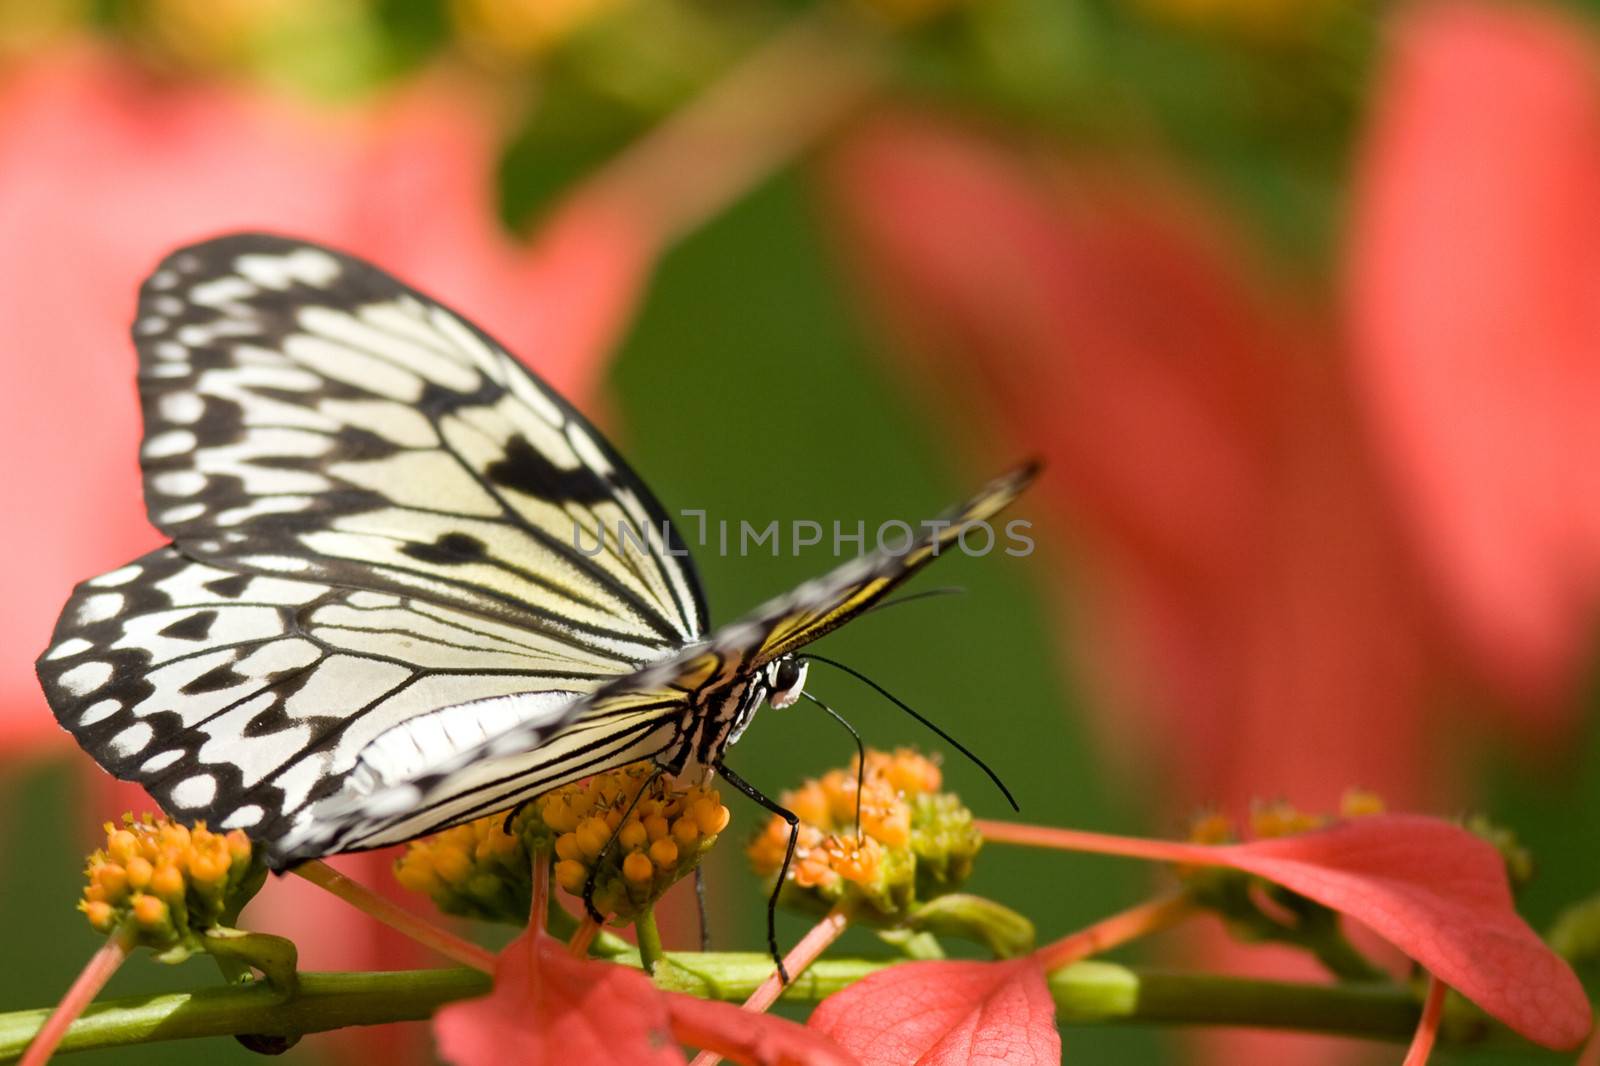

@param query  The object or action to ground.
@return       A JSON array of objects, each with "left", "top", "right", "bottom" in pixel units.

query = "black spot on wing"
[
  {"left": 182, "top": 662, "right": 240, "bottom": 695},
  {"left": 487, "top": 435, "right": 615, "bottom": 505},
  {"left": 204, "top": 574, "right": 252, "bottom": 599},
  {"left": 159, "top": 609, "right": 218, "bottom": 641},
  {"left": 401, "top": 532, "right": 489, "bottom": 566}
]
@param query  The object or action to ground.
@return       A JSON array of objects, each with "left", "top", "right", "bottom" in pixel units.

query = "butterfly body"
[{"left": 36, "top": 234, "right": 1035, "bottom": 880}]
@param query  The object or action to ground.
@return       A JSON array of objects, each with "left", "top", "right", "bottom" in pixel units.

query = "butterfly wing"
[
  {"left": 270, "top": 464, "right": 1037, "bottom": 864},
  {"left": 132, "top": 233, "right": 703, "bottom": 645},
  {"left": 39, "top": 234, "right": 705, "bottom": 843}
]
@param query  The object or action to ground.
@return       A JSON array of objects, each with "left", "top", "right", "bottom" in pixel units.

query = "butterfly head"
[{"left": 765, "top": 656, "right": 808, "bottom": 710}]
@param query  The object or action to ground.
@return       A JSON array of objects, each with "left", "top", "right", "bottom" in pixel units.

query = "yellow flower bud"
[
  {"left": 618, "top": 821, "right": 648, "bottom": 850},
  {"left": 671, "top": 817, "right": 700, "bottom": 848},
  {"left": 576, "top": 817, "right": 611, "bottom": 859},
  {"left": 1340, "top": 789, "right": 1385, "bottom": 818},
  {"left": 623, "top": 851, "right": 654, "bottom": 884},
  {"left": 92, "top": 863, "right": 129, "bottom": 903},
  {"left": 648, "top": 838, "right": 678, "bottom": 868},
  {"left": 555, "top": 859, "right": 588, "bottom": 894},
  {"left": 691, "top": 797, "right": 731, "bottom": 836},
  {"left": 132, "top": 894, "right": 169, "bottom": 930},
  {"left": 431, "top": 846, "right": 473, "bottom": 886},
  {"left": 83, "top": 900, "right": 116, "bottom": 932},
  {"left": 554, "top": 832, "right": 584, "bottom": 862},
  {"left": 150, "top": 862, "right": 185, "bottom": 901},
  {"left": 108, "top": 830, "right": 139, "bottom": 865},
  {"left": 125, "top": 856, "right": 153, "bottom": 891}
]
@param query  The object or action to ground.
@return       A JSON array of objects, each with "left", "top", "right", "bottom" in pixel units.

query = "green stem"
[
  {"left": 635, "top": 909, "right": 666, "bottom": 975},
  {"left": 0, "top": 956, "right": 1537, "bottom": 1061}
]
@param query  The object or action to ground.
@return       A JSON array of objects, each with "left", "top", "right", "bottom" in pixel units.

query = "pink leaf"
[
  {"left": 1212, "top": 816, "right": 1592, "bottom": 1050},
  {"left": 986, "top": 815, "right": 1592, "bottom": 1050},
  {"left": 436, "top": 930, "right": 682, "bottom": 1066},
  {"left": 808, "top": 957, "right": 1059, "bottom": 1066},
  {"left": 437, "top": 929, "right": 856, "bottom": 1066}
]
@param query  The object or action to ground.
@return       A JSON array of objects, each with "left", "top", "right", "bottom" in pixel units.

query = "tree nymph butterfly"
[{"left": 36, "top": 234, "right": 1036, "bottom": 969}]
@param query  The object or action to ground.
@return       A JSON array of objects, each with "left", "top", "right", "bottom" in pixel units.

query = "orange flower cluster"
[
  {"left": 396, "top": 762, "right": 731, "bottom": 925},
  {"left": 542, "top": 765, "right": 729, "bottom": 921},
  {"left": 1187, "top": 789, "right": 1388, "bottom": 845},
  {"left": 395, "top": 805, "right": 538, "bottom": 923},
  {"left": 748, "top": 748, "right": 980, "bottom": 921},
  {"left": 80, "top": 814, "right": 259, "bottom": 949}
]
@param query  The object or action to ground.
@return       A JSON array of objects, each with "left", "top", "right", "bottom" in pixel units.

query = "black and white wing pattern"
[
  {"left": 38, "top": 233, "right": 705, "bottom": 845},
  {"left": 272, "top": 463, "right": 1037, "bottom": 865}
]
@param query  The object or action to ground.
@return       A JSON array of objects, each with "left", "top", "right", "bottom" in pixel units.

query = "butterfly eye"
[{"left": 768, "top": 658, "right": 806, "bottom": 708}]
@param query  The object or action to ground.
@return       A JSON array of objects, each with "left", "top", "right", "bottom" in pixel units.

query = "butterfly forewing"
[
  {"left": 40, "top": 234, "right": 707, "bottom": 845},
  {"left": 134, "top": 234, "right": 704, "bottom": 648}
]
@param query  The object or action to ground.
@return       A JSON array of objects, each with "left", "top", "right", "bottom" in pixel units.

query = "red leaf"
[
  {"left": 436, "top": 930, "right": 682, "bottom": 1066},
  {"left": 808, "top": 957, "right": 1059, "bottom": 1066},
  {"left": 1349, "top": 0, "right": 1600, "bottom": 721},
  {"left": 667, "top": 994, "right": 857, "bottom": 1066},
  {"left": 1213, "top": 816, "right": 1592, "bottom": 1050},
  {"left": 437, "top": 929, "right": 857, "bottom": 1066}
]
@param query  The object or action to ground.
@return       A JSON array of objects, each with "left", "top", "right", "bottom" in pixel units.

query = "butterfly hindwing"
[{"left": 36, "top": 545, "right": 671, "bottom": 841}]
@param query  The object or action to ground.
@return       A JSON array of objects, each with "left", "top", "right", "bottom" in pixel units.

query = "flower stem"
[
  {"left": 684, "top": 907, "right": 852, "bottom": 1066},
  {"left": 975, "top": 819, "right": 1218, "bottom": 864},
  {"left": 636, "top": 908, "right": 666, "bottom": 974},
  {"left": 1035, "top": 890, "right": 1195, "bottom": 971},
  {"left": 581, "top": 6, "right": 881, "bottom": 249},
  {"left": 568, "top": 918, "right": 600, "bottom": 958},
  {"left": 1578, "top": 1022, "right": 1600, "bottom": 1066},
  {"left": 18, "top": 924, "right": 134, "bottom": 1066},
  {"left": 291, "top": 860, "right": 494, "bottom": 973},
  {"left": 0, "top": 957, "right": 1534, "bottom": 1059},
  {"left": 1402, "top": 975, "right": 1447, "bottom": 1066},
  {"left": 742, "top": 907, "right": 850, "bottom": 1015}
]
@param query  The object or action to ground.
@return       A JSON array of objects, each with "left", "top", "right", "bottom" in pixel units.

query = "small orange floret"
[
  {"left": 622, "top": 851, "right": 654, "bottom": 884},
  {"left": 132, "top": 894, "right": 168, "bottom": 929},
  {"left": 125, "top": 856, "right": 154, "bottom": 891},
  {"left": 554, "top": 859, "right": 588, "bottom": 894},
  {"left": 107, "top": 830, "right": 139, "bottom": 866},
  {"left": 648, "top": 838, "right": 679, "bottom": 868},
  {"left": 554, "top": 832, "right": 584, "bottom": 862},
  {"left": 575, "top": 816, "right": 611, "bottom": 859},
  {"left": 150, "top": 862, "right": 186, "bottom": 900},
  {"left": 1340, "top": 789, "right": 1386, "bottom": 818},
  {"left": 83, "top": 900, "right": 116, "bottom": 932},
  {"left": 671, "top": 817, "right": 700, "bottom": 847},
  {"left": 1188, "top": 812, "right": 1234, "bottom": 845},
  {"left": 618, "top": 821, "right": 649, "bottom": 850}
]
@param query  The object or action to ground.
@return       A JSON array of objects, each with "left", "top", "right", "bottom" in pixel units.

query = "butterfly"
[{"left": 37, "top": 233, "right": 1035, "bottom": 961}]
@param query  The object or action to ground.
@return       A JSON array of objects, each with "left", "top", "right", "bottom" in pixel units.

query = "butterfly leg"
[
  {"left": 581, "top": 766, "right": 666, "bottom": 925},
  {"left": 714, "top": 760, "right": 797, "bottom": 983},
  {"left": 694, "top": 865, "right": 710, "bottom": 951}
]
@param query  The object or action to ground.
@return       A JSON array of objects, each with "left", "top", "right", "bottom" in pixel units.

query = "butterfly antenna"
[
  {"left": 801, "top": 691, "right": 866, "bottom": 840},
  {"left": 864, "top": 586, "right": 967, "bottom": 616},
  {"left": 801, "top": 653, "right": 1020, "bottom": 812}
]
